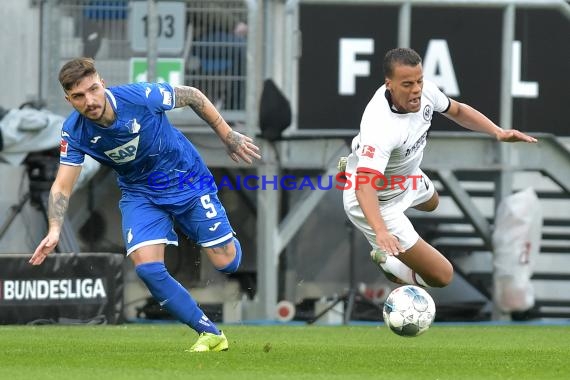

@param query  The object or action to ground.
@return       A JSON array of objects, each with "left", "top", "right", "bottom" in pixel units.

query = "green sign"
[{"left": 129, "top": 58, "right": 185, "bottom": 85}]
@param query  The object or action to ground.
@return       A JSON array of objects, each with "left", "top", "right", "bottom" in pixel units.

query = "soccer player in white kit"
[{"left": 342, "top": 48, "right": 537, "bottom": 288}]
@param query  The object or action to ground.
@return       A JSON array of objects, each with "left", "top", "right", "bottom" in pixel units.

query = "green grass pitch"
[{"left": 1, "top": 324, "right": 569, "bottom": 379}]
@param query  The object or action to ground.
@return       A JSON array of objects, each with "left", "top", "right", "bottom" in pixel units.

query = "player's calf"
[
  {"left": 135, "top": 262, "right": 221, "bottom": 335},
  {"left": 204, "top": 237, "right": 242, "bottom": 273},
  {"left": 370, "top": 252, "right": 435, "bottom": 287},
  {"left": 216, "top": 238, "right": 242, "bottom": 273}
]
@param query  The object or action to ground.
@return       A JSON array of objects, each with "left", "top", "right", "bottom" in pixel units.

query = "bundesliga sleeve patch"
[
  {"left": 60, "top": 139, "right": 68, "bottom": 157},
  {"left": 361, "top": 145, "right": 376, "bottom": 158},
  {"left": 162, "top": 90, "right": 172, "bottom": 106}
]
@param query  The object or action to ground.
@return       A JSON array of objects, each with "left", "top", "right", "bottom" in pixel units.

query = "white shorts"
[{"left": 343, "top": 169, "right": 435, "bottom": 251}]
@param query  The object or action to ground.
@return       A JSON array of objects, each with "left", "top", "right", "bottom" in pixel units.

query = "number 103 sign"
[{"left": 129, "top": 1, "right": 186, "bottom": 54}]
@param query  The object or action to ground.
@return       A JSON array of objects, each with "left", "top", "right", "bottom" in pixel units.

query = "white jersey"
[{"left": 345, "top": 80, "right": 450, "bottom": 202}]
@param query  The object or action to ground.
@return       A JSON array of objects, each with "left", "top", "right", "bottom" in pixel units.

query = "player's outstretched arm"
[
  {"left": 29, "top": 164, "right": 82, "bottom": 266},
  {"left": 443, "top": 99, "right": 537, "bottom": 143},
  {"left": 173, "top": 85, "right": 261, "bottom": 163}
]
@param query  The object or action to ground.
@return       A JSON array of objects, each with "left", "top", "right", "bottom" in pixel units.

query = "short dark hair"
[
  {"left": 58, "top": 57, "right": 98, "bottom": 91},
  {"left": 383, "top": 48, "right": 422, "bottom": 78}
]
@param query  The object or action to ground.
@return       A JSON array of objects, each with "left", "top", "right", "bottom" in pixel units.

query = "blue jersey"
[{"left": 59, "top": 82, "right": 214, "bottom": 198}]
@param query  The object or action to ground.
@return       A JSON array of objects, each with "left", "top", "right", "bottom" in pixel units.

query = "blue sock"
[
  {"left": 217, "top": 238, "right": 242, "bottom": 274},
  {"left": 135, "top": 262, "right": 220, "bottom": 335}
]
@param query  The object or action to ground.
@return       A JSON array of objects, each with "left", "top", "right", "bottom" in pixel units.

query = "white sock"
[{"left": 380, "top": 256, "right": 429, "bottom": 287}]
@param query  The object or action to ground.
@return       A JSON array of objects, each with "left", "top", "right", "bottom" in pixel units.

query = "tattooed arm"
[
  {"left": 173, "top": 85, "right": 261, "bottom": 163},
  {"left": 174, "top": 85, "right": 231, "bottom": 138},
  {"left": 29, "top": 164, "right": 82, "bottom": 265}
]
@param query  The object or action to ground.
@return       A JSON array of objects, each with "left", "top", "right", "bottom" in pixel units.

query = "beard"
[{"left": 85, "top": 100, "right": 107, "bottom": 122}]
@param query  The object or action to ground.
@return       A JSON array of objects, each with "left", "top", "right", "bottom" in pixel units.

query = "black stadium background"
[{"left": 298, "top": 4, "right": 569, "bottom": 135}]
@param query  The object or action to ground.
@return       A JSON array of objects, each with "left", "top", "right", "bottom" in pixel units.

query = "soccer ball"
[{"left": 382, "top": 285, "right": 436, "bottom": 337}]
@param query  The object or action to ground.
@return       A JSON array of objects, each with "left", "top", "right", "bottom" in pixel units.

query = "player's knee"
[
  {"left": 215, "top": 238, "right": 242, "bottom": 274},
  {"left": 423, "top": 192, "right": 440, "bottom": 212},
  {"left": 135, "top": 261, "right": 167, "bottom": 282},
  {"left": 425, "top": 264, "right": 453, "bottom": 288},
  {"left": 426, "top": 197, "right": 439, "bottom": 212},
  {"left": 414, "top": 192, "right": 439, "bottom": 212}
]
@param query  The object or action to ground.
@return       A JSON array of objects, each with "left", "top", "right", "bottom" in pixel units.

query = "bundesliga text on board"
[
  {"left": 0, "top": 278, "right": 107, "bottom": 304},
  {"left": 146, "top": 171, "right": 427, "bottom": 192}
]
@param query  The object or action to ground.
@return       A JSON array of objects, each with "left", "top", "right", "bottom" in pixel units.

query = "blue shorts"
[{"left": 119, "top": 191, "right": 234, "bottom": 255}]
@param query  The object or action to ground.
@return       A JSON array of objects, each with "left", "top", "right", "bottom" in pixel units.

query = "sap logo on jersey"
[{"left": 104, "top": 136, "right": 140, "bottom": 164}]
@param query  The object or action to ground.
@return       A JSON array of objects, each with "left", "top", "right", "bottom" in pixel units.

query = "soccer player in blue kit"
[{"left": 29, "top": 57, "right": 260, "bottom": 352}]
